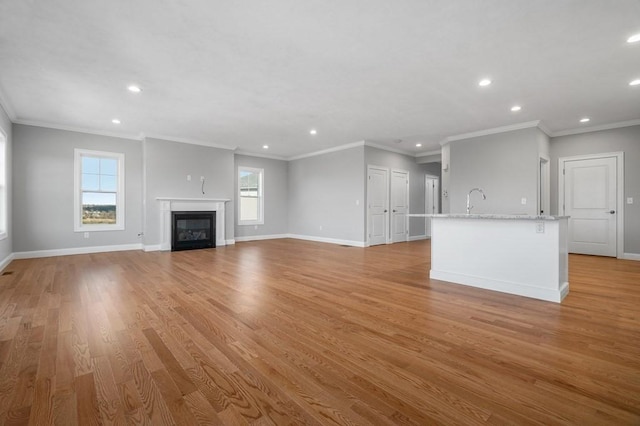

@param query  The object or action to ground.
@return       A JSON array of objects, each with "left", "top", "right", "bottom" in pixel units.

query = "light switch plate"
[
  {"left": 521, "top": 197, "right": 527, "bottom": 205},
  {"left": 627, "top": 197, "right": 634, "bottom": 204}
]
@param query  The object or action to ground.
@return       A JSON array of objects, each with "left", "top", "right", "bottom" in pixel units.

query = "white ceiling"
[{"left": 0, "top": 1, "right": 639, "bottom": 159}]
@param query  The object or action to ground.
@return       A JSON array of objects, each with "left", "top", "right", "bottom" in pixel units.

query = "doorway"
[
  {"left": 390, "top": 170, "right": 409, "bottom": 243},
  {"left": 539, "top": 156, "right": 550, "bottom": 215},
  {"left": 367, "top": 165, "right": 389, "bottom": 246},
  {"left": 558, "top": 152, "right": 624, "bottom": 257},
  {"left": 425, "top": 175, "right": 439, "bottom": 238}
]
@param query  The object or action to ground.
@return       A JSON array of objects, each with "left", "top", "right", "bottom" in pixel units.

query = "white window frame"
[
  {"left": 238, "top": 166, "right": 264, "bottom": 225},
  {"left": 74, "top": 149, "right": 125, "bottom": 232},
  {"left": 0, "top": 129, "right": 7, "bottom": 241}
]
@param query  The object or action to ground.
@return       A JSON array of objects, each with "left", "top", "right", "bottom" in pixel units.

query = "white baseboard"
[
  {"left": 409, "top": 235, "right": 428, "bottom": 241},
  {"left": 288, "top": 234, "right": 366, "bottom": 247},
  {"left": 430, "top": 269, "right": 568, "bottom": 303},
  {"left": 621, "top": 253, "right": 640, "bottom": 261},
  {"left": 13, "top": 243, "right": 144, "bottom": 259},
  {"left": 143, "top": 244, "right": 162, "bottom": 252},
  {"left": 225, "top": 239, "right": 236, "bottom": 245},
  {"left": 0, "top": 253, "right": 15, "bottom": 272},
  {"left": 235, "top": 234, "right": 288, "bottom": 242}
]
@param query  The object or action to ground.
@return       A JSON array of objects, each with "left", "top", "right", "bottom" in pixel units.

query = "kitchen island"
[{"left": 409, "top": 214, "right": 569, "bottom": 303}]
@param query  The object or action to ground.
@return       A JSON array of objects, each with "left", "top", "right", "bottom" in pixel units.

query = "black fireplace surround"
[{"left": 171, "top": 211, "right": 216, "bottom": 251}]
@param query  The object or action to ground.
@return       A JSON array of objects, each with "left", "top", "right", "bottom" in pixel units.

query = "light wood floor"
[{"left": 0, "top": 239, "right": 638, "bottom": 425}]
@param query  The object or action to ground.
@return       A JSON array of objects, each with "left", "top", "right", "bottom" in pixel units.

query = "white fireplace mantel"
[{"left": 157, "top": 197, "right": 230, "bottom": 250}]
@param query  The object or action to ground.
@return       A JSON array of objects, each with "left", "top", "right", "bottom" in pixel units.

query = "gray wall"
[
  {"left": 289, "top": 146, "right": 365, "bottom": 243},
  {"left": 143, "top": 138, "right": 234, "bottom": 246},
  {"left": 550, "top": 125, "right": 640, "bottom": 254},
  {"left": 448, "top": 127, "right": 544, "bottom": 215},
  {"left": 0, "top": 106, "right": 12, "bottom": 263},
  {"left": 234, "top": 154, "right": 289, "bottom": 239},
  {"left": 12, "top": 124, "right": 143, "bottom": 252},
  {"left": 365, "top": 146, "right": 441, "bottom": 237}
]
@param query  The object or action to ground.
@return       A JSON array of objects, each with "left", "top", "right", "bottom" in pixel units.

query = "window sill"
[
  {"left": 238, "top": 221, "right": 264, "bottom": 226},
  {"left": 74, "top": 224, "right": 125, "bottom": 232}
]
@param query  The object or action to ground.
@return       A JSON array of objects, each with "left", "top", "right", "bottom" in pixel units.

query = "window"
[
  {"left": 0, "top": 130, "right": 6, "bottom": 240},
  {"left": 238, "top": 167, "right": 264, "bottom": 225},
  {"left": 74, "top": 149, "right": 125, "bottom": 231}
]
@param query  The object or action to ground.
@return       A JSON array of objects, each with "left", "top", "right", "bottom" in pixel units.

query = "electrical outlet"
[
  {"left": 319, "top": 225, "right": 323, "bottom": 231},
  {"left": 187, "top": 174, "right": 191, "bottom": 181},
  {"left": 84, "top": 232, "right": 89, "bottom": 239},
  {"left": 521, "top": 197, "right": 527, "bottom": 205},
  {"left": 536, "top": 222, "right": 544, "bottom": 233},
  {"left": 627, "top": 197, "right": 634, "bottom": 204},
  {"left": 355, "top": 200, "right": 360, "bottom": 206}
]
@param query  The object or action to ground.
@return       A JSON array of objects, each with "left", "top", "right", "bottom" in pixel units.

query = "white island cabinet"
[{"left": 409, "top": 214, "right": 569, "bottom": 303}]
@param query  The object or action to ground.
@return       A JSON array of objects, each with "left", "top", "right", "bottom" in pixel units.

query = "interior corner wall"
[
  {"left": 0, "top": 106, "right": 12, "bottom": 263},
  {"left": 448, "top": 127, "right": 541, "bottom": 215},
  {"left": 364, "top": 146, "right": 441, "bottom": 237},
  {"left": 12, "top": 124, "right": 143, "bottom": 252},
  {"left": 288, "top": 146, "right": 366, "bottom": 244},
  {"left": 143, "top": 137, "right": 234, "bottom": 247},
  {"left": 550, "top": 125, "right": 640, "bottom": 255},
  {"left": 234, "top": 154, "right": 289, "bottom": 239}
]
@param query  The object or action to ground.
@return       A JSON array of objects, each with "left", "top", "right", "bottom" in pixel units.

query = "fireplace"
[{"left": 171, "top": 211, "right": 216, "bottom": 251}]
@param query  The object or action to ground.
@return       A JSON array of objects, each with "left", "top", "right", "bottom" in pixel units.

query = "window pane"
[
  {"left": 100, "top": 158, "right": 117, "bottom": 176},
  {"left": 239, "top": 171, "right": 258, "bottom": 189},
  {"left": 82, "top": 173, "right": 99, "bottom": 191},
  {"left": 240, "top": 197, "right": 258, "bottom": 221},
  {"left": 82, "top": 192, "right": 116, "bottom": 224},
  {"left": 82, "top": 157, "right": 100, "bottom": 174},
  {"left": 100, "top": 175, "right": 117, "bottom": 191}
]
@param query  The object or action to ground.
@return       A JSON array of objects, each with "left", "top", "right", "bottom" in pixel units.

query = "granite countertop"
[{"left": 407, "top": 214, "right": 569, "bottom": 220}]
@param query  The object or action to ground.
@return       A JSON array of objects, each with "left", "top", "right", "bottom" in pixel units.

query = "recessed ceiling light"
[
  {"left": 127, "top": 85, "right": 142, "bottom": 93},
  {"left": 112, "top": 118, "right": 121, "bottom": 124},
  {"left": 478, "top": 79, "right": 492, "bottom": 87},
  {"left": 627, "top": 33, "right": 640, "bottom": 43},
  {"left": 511, "top": 105, "right": 522, "bottom": 112},
  {"left": 262, "top": 145, "right": 269, "bottom": 149},
  {"left": 580, "top": 117, "right": 590, "bottom": 123},
  {"left": 630, "top": 79, "right": 640, "bottom": 86},
  {"left": 416, "top": 143, "right": 422, "bottom": 148},
  {"left": 309, "top": 129, "right": 317, "bottom": 135}
]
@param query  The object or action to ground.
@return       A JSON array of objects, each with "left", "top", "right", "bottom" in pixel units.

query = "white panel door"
[
  {"left": 367, "top": 166, "right": 388, "bottom": 246},
  {"left": 564, "top": 157, "right": 617, "bottom": 256},
  {"left": 391, "top": 170, "right": 409, "bottom": 243},
  {"left": 425, "top": 176, "right": 439, "bottom": 237}
]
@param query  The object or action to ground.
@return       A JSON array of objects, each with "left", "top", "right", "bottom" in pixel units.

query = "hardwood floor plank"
[
  {"left": 0, "top": 240, "right": 639, "bottom": 424},
  {"left": 129, "top": 361, "right": 175, "bottom": 425},
  {"left": 29, "top": 377, "right": 55, "bottom": 426},
  {"left": 92, "top": 356, "right": 127, "bottom": 426},
  {"left": 75, "top": 372, "right": 102, "bottom": 426}
]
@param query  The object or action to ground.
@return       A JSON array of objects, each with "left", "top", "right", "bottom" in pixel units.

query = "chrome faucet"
[{"left": 466, "top": 188, "right": 486, "bottom": 214}]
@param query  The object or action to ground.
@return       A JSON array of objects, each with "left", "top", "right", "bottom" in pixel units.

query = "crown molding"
[
  {"left": 550, "top": 119, "right": 640, "bottom": 138},
  {"left": 364, "top": 141, "right": 417, "bottom": 156},
  {"left": 0, "top": 85, "right": 17, "bottom": 121},
  {"left": 142, "top": 133, "right": 236, "bottom": 151},
  {"left": 444, "top": 120, "right": 544, "bottom": 144},
  {"left": 287, "top": 141, "right": 365, "bottom": 161},
  {"left": 416, "top": 149, "right": 442, "bottom": 158},
  {"left": 14, "top": 119, "right": 143, "bottom": 141},
  {"left": 536, "top": 121, "right": 552, "bottom": 137},
  {"left": 234, "top": 150, "right": 287, "bottom": 161}
]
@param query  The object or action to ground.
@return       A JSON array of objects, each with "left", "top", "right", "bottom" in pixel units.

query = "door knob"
[
  {"left": 384, "top": 209, "right": 388, "bottom": 213},
  {"left": 609, "top": 210, "right": 616, "bottom": 214},
  {"left": 393, "top": 209, "right": 397, "bottom": 212}
]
